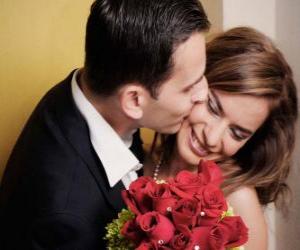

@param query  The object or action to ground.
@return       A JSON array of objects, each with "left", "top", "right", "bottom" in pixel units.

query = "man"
[{"left": 0, "top": 0, "right": 209, "bottom": 249}]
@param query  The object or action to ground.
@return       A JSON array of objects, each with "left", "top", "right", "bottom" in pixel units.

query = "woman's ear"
[{"left": 119, "top": 85, "right": 149, "bottom": 120}]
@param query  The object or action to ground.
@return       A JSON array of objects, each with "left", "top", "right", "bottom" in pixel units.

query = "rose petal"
[
  {"left": 172, "top": 198, "right": 201, "bottom": 228},
  {"left": 121, "top": 219, "right": 144, "bottom": 245},
  {"left": 198, "top": 160, "right": 223, "bottom": 186},
  {"left": 122, "top": 190, "right": 141, "bottom": 215},
  {"left": 137, "top": 212, "right": 175, "bottom": 244},
  {"left": 218, "top": 216, "right": 249, "bottom": 248},
  {"left": 187, "top": 226, "right": 226, "bottom": 250}
]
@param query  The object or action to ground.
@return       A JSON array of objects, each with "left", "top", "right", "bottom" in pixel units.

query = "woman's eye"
[
  {"left": 207, "top": 97, "right": 219, "bottom": 116},
  {"left": 230, "top": 128, "right": 247, "bottom": 141}
]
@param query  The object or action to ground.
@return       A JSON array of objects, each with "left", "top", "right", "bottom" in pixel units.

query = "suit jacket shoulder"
[{"left": 0, "top": 70, "right": 144, "bottom": 249}]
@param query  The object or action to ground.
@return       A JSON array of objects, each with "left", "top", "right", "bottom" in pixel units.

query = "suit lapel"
[{"left": 53, "top": 72, "right": 125, "bottom": 211}]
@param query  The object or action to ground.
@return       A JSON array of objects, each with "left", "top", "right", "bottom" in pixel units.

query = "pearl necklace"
[{"left": 153, "top": 159, "right": 162, "bottom": 181}]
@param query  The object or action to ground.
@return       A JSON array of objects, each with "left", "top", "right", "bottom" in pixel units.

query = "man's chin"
[{"left": 158, "top": 123, "right": 182, "bottom": 134}]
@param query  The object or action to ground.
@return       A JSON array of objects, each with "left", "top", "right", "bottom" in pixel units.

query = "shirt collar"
[{"left": 71, "top": 69, "right": 142, "bottom": 187}]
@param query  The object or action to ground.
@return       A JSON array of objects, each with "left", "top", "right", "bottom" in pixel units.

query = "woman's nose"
[{"left": 203, "top": 122, "right": 225, "bottom": 150}]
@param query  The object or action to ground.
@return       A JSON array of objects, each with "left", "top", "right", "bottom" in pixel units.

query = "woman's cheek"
[
  {"left": 188, "top": 103, "right": 207, "bottom": 123},
  {"left": 224, "top": 140, "right": 245, "bottom": 157}
]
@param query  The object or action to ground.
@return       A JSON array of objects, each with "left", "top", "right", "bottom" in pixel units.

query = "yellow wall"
[
  {"left": 0, "top": 0, "right": 155, "bottom": 179},
  {"left": 0, "top": 0, "right": 92, "bottom": 178}
]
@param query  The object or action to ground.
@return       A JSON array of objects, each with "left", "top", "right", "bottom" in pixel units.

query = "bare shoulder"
[
  {"left": 227, "top": 186, "right": 260, "bottom": 209},
  {"left": 226, "top": 186, "right": 268, "bottom": 250}
]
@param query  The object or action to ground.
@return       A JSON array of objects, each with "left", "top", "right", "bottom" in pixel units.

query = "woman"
[{"left": 144, "top": 27, "right": 298, "bottom": 249}]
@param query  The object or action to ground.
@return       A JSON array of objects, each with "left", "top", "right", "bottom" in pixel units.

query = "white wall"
[
  {"left": 223, "top": 0, "right": 276, "bottom": 39},
  {"left": 275, "top": 0, "right": 300, "bottom": 249},
  {"left": 221, "top": 2, "right": 278, "bottom": 249}
]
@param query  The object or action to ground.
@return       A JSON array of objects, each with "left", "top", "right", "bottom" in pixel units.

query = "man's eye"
[{"left": 183, "top": 85, "right": 194, "bottom": 93}]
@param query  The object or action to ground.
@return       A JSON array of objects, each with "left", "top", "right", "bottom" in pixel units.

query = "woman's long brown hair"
[{"left": 154, "top": 27, "right": 298, "bottom": 208}]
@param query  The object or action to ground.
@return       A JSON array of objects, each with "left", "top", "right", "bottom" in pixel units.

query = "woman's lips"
[{"left": 188, "top": 128, "right": 208, "bottom": 157}]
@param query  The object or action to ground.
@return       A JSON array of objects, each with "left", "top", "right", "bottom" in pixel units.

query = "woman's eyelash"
[
  {"left": 230, "top": 128, "right": 247, "bottom": 141},
  {"left": 207, "top": 95, "right": 251, "bottom": 142},
  {"left": 207, "top": 97, "right": 219, "bottom": 115}
]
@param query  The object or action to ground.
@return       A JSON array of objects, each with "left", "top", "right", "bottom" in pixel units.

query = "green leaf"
[{"left": 103, "top": 209, "right": 136, "bottom": 250}]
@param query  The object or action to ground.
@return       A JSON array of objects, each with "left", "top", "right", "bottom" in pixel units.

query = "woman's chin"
[
  {"left": 181, "top": 152, "right": 203, "bottom": 166},
  {"left": 183, "top": 153, "right": 221, "bottom": 165}
]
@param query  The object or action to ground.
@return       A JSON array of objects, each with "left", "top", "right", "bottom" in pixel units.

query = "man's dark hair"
[{"left": 84, "top": 0, "right": 210, "bottom": 97}]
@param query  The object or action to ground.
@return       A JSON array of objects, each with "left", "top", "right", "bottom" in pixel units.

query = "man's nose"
[{"left": 191, "top": 77, "right": 208, "bottom": 104}]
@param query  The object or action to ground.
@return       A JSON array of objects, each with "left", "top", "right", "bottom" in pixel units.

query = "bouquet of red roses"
[{"left": 105, "top": 160, "right": 248, "bottom": 250}]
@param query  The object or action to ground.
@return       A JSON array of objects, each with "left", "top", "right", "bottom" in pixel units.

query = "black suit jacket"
[{"left": 0, "top": 71, "right": 144, "bottom": 249}]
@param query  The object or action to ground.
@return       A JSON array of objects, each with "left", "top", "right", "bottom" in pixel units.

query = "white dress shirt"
[{"left": 71, "top": 69, "right": 142, "bottom": 189}]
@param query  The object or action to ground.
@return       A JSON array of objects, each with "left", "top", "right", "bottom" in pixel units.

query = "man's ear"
[{"left": 119, "top": 85, "right": 149, "bottom": 120}]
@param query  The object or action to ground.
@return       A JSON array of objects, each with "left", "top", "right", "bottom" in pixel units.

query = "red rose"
[
  {"left": 148, "top": 183, "right": 178, "bottom": 216},
  {"left": 122, "top": 176, "right": 155, "bottom": 215},
  {"left": 198, "top": 160, "right": 223, "bottom": 187},
  {"left": 136, "top": 241, "right": 172, "bottom": 250},
  {"left": 122, "top": 190, "right": 142, "bottom": 215},
  {"left": 136, "top": 212, "right": 175, "bottom": 245},
  {"left": 129, "top": 176, "right": 154, "bottom": 191},
  {"left": 136, "top": 241, "right": 156, "bottom": 250},
  {"left": 174, "top": 170, "right": 200, "bottom": 185},
  {"left": 170, "top": 225, "right": 225, "bottom": 250},
  {"left": 121, "top": 219, "right": 145, "bottom": 246},
  {"left": 186, "top": 226, "right": 226, "bottom": 250},
  {"left": 171, "top": 170, "right": 205, "bottom": 197},
  {"left": 170, "top": 233, "right": 190, "bottom": 250},
  {"left": 170, "top": 225, "right": 191, "bottom": 250},
  {"left": 207, "top": 226, "right": 227, "bottom": 250},
  {"left": 196, "top": 184, "right": 228, "bottom": 226},
  {"left": 171, "top": 198, "right": 201, "bottom": 229},
  {"left": 218, "top": 216, "right": 248, "bottom": 248}
]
